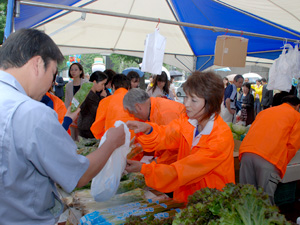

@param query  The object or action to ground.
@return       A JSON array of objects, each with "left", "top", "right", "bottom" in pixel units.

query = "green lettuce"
[{"left": 173, "top": 183, "right": 291, "bottom": 225}]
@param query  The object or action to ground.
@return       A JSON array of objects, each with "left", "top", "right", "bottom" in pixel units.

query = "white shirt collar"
[{"left": 188, "top": 114, "right": 215, "bottom": 136}]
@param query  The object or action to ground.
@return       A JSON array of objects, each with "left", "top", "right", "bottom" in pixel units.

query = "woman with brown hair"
[
  {"left": 65, "top": 62, "right": 88, "bottom": 141},
  {"left": 125, "top": 71, "right": 235, "bottom": 203},
  {"left": 147, "top": 71, "right": 174, "bottom": 100},
  {"left": 240, "top": 82, "right": 255, "bottom": 126}
]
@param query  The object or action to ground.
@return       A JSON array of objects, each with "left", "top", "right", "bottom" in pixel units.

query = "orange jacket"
[
  {"left": 239, "top": 103, "right": 300, "bottom": 178},
  {"left": 147, "top": 97, "right": 185, "bottom": 164},
  {"left": 46, "top": 92, "right": 67, "bottom": 124},
  {"left": 137, "top": 114, "right": 235, "bottom": 203},
  {"left": 46, "top": 92, "right": 71, "bottom": 135},
  {"left": 90, "top": 88, "right": 136, "bottom": 139}
]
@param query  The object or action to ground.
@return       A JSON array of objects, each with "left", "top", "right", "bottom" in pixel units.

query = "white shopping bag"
[
  {"left": 268, "top": 44, "right": 300, "bottom": 92},
  {"left": 91, "top": 121, "right": 131, "bottom": 202},
  {"left": 141, "top": 28, "right": 166, "bottom": 75}
]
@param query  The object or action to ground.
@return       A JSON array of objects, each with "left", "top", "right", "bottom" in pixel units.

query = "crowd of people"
[
  {"left": 0, "top": 28, "right": 299, "bottom": 224},
  {"left": 220, "top": 75, "right": 292, "bottom": 126}
]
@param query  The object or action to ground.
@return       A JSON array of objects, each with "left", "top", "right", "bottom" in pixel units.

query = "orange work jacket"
[
  {"left": 46, "top": 92, "right": 66, "bottom": 124},
  {"left": 147, "top": 97, "right": 186, "bottom": 164},
  {"left": 137, "top": 114, "right": 235, "bottom": 203},
  {"left": 46, "top": 92, "right": 71, "bottom": 135},
  {"left": 90, "top": 88, "right": 135, "bottom": 139},
  {"left": 239, "top": 103, "right": 300, "bottom": 178}
]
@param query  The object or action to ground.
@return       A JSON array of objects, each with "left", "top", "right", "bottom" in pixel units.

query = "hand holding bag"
[{"left": 91, "top": 121, "right": 131, "bottom": 202}]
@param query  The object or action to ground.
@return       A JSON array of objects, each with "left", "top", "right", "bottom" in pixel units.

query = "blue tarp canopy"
[{"left": 5, "top": 0, "right": 300, "bottom": 71}]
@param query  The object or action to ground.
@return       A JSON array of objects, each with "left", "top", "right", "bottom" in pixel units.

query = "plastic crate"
[{"left": 274, "top": 181, "right": 297, "bottom": 206}]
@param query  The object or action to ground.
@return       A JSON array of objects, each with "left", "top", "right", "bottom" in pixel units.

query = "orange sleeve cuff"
[{"left": 141, "top": 163, "right": 149, "bottom": 175}]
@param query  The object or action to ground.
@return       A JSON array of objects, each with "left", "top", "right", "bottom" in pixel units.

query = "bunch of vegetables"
[
  {"left": 71, "top": 82, "right": 94, "bottom": 112},
  {"left": 74, "top": 138, "right": 100, "bottom": 191},
  {"left": 173, "top": 183, "right": 291, "bottom": 225},
  {"left": 111, "top": 199, "right": 183, "bottom": 225},
  {"left": 226, "top": 122, "right": 250, "bottom": 140},
  {"left": 76, "top": 137, "right": 99, "bottom": 156},
  {"left": 124, "top": 214, "right": 173, "bottom": 225},
  {"left": 79, "top": 196, "right": 183, "bottom": 225},
  {"left": 117, "top": 173, "right": 146, "bottom": 194}
]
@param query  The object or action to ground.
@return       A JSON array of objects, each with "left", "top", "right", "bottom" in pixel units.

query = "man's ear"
[
  {"left": 31, "top": 56, "right": 44, "bottom": 77},
  {"left": 135, "top": 103, "right": 142, "bottom": 112}
]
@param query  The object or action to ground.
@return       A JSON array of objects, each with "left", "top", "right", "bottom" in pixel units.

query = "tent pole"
[
  {"left": 174, "top": 55, "right": 193, "bottom": 72},
  {"left": 193, "top": 56, "right": 197, "bottom": 72},
  {"left": 20, "top": 0, "right": 300, "bottom": 43},
  {"left": 4, "top": 0, "right": 15, "bottom": 41}
]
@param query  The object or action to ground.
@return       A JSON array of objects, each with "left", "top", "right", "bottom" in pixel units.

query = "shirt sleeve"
[
  {"left": 224, "top": 85, "right": 233, "bottom": 100},
  {"left": 136, "top": 118, "right": 183, "bottom": 152}
]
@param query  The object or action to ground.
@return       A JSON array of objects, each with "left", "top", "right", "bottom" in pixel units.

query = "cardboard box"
[{"left": 214, "top": 35, "right": 248, "bottom": 67}]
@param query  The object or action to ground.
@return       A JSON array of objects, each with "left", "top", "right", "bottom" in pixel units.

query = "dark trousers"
[{"left": 239, "top": 152, "right": 281, "bottom": 205}]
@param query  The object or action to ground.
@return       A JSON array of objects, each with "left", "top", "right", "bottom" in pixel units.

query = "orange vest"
[
  {"left": 239, "top": 103, "right": 300, "bottom": 178},
  {"left": 147, "top": 97, "right": 185, "bottom": 164},
  {"left": 90, "top": 88, "right": 136, "bottom": 139},
  {"left": 138, "top": 114, "right": 235, "bottom": 203}
]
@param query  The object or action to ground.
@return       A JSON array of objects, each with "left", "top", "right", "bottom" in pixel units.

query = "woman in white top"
[
  {"left": 147, "top": 72, "right": 174, "bottom": 100},
  {"left": 65, "top": 63, "right": 88, "bottom": 141}
]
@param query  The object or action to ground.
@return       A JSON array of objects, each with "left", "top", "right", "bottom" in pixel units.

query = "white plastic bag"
[
  {"left": 268, "top": 44, "right": 300, "bottom": 92},
  {"left": 141, "top": 28, "right": 166, "bottom": 75},
  {"left": 91, "top": 121, "right": 131, "bottom": 202}
]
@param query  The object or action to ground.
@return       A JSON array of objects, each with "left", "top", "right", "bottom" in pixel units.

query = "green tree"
[
  {"left": 110, "top": 54, "right": 142, "bottom": 73},
  {"left": 0, "top": 1, "right": 7, "bottom": 44},
  {"left": 81, "top": 53, "right": 103, "bottom": 74},
  {"left": 58, "top": 53, "right": 103, "bottom": 75},
  {"left": 58, "top": 56, "right": 69, "bottom": 72}
]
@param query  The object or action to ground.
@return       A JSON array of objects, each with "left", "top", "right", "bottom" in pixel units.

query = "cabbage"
[
  {"left": 232, "top": 132, "right": 241, "bottom": 140},
  {"left": 226, "top": 122, "right": 233, "bottom": 131},
  {"left": 232, "top": 124, "right": 247, "bottom": 135}
]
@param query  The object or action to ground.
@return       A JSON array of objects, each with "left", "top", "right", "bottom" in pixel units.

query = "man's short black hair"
[
  {"left": 0, "top": 29, "right": 64, "bottom": 70},
  {"left": 261, "top": 78, "right": 267, "bottom": 83},
  {"left": 112, "top": 74, "right": 130, "bottom": 90},
  {"left": 234, "top": 74, "right": 244, "bottom": 82},
  {"left": 281, "top": 95, "right": 300, "bottom": 106}
]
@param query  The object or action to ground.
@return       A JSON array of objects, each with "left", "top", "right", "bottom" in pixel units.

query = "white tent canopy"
[
  {"left": 29, "top": 0, "right": 195, "bottom": 71},
  {"left": 6, "top": 0, "right": 300, "bottom": 72}
]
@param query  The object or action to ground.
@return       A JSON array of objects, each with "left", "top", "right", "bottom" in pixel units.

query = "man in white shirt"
[
  {"left": 0, "top": 28, "right": 125, "bottom": 225},
  {"left": 221, "top": 74, "right": 244, "bottom": 123}
]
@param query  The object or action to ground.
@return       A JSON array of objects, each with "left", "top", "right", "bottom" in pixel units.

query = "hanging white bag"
[
  {"left": 267, "top": 44, "right": 297, "bottom": 92},
  {"left": 91, "top": 121, "right": 131, "bottom": 202},
  {"left": 288, "top": 44, "right": 300, "bottom": 79},
  {"left": 141, "top": 28, "right": 166, "bottom": 75},
  {"left": 274, "top": 44, "right": 293, "bottom": 92}
]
